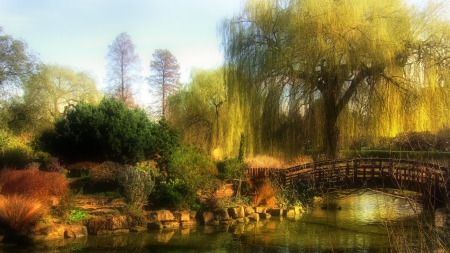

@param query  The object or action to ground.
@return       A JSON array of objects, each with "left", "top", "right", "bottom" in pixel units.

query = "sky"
[
  {"left": 0, "top": 0, "right": 244, "bottom": 99},
  {"left": 0, "top": 0, "right": 445, "bottom": 103}
]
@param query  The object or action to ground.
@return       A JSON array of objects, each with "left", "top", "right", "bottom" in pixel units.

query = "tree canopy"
[
  {"left": 221, "top": 0, "right": 450, "bottom": 159},
  {"left": 40, "top": 98, "right": 178, "bottom": 164},
  {"left": 149, "top": 49, "right": 180, "bottom": 118},
  {"left": 105, "top": 32, "right": 142, "bottom": 108}
]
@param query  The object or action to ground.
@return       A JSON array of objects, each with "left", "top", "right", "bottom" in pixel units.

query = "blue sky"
[{"left": 0, "top": 0, "right": 243, "bottom": 90}]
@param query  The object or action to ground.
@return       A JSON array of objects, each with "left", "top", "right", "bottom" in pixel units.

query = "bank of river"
[{"left": 1, "top": 190, "right": 440, "bottom": 253}]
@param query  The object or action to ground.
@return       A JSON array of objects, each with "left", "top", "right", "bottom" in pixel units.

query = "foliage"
[
  {"left": 253, "top": 179, "right": 278, "bottom": 208},
  {"left": 117, "top": 165, "right": 155, "bottom": 206},
  {"left": 0, "top": 195, "right": 47, "bottom": 235},
  {"left": 89, "top": 161, "right": 123, "bottom": 184},
  {"left": 395, "top": 131, "right": 436, "bottom": 151},
  {"left": 168, "top": 67, "right": 227, "bottom": 154},
  {"left": 0, "top": 27, "right": 37, "bottom": 99},
  {"left": 105, "top": 32, "right": 141, "bottom": 107},
  {"left": 217, "top": 158, "right": 246, "bottom": 181},
  {"left": 167, "top": 145, "right": 217, "bottom": 192},
  {"left": 68, "top": 209, "right": 89, "bottom": 224},
  {"left": 220, "top": 0, "right": 450, "bottom": 159},
  {"left": 0, "top": 169, "right": 69, "bottom": 199},
  {"left": 66, "top": 161, "right": 100, "bottom": 178},
  {"left": 39, "top": 97, "right": 163, "bottom": 164},
  {"left": 120, "top": 205, "right": 146, "bottom": 227},
  {"left": 150, "top": 179, "right": 199, "bottom": 210},
  {"left": 149, "top": 49, "right": 180, "bottom": 118},
  {"left": 0, "top": 130, "right": 33, "bottom": 169}
]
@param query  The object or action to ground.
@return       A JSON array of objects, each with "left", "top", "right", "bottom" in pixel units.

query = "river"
[{"left": 1, "top": 189, "right": 443, "bottom": 253}]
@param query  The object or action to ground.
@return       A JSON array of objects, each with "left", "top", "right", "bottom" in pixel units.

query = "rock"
[
  {"left": 243, "top": 217, "right": 250, "bottom": 223},
  {"left": 285, "top": 209, "right": 295, "bottom": 217},
  {"left": 87, "top": 217, "right": 111, "bottom": 235},
  {"left": 259, "top": 213, "right": 271, "bottom": 219},
  {"left": 27, "top": 224, "right": 65, "bottom": 242},
  {"left": 173, "top": 211, "right": 190, "bottom": 222},
  {"left": 111, "top": 216, "right": 134, "bottom": 230},
  {"left": 245, "top": 206, "right": 255, "bottom": 216},
  {"left": 220, "top": 220, "right": 236, "bottom": 225},
  {"left": 201, "top": 211, "right": 215, "bottom": 224},
  {"left": 255, "top": 206, "right": 267, "bottom": 213},
  {"left": 205, "top": 220, "right": 220, "bottom": 226},
  {"left": 147, "top": 221, "right": 163, "bottom": 229},
  {"left": 95, "top": 230, "right": 113, "bottom": 235},
  {"left": 228, "top": 206, "right": 245, "bottom": 218},
  {"left": 293, "top": 206, "right": 303, "bottom": 214},
  {"left": 147, "top": 210, "right": 175, "bottom": 223},
  {"left": 64, "top": 225, "right": 88, "bottom": 238},
  {"left": 269, "top": 209, "right": 283, "bottom": 216},
  {"left": 214, "top": 208, "right": 230, "bottom": 221},
  {"left": 235, "top": 218, "right": 245, "bottom": 223},
  {"left": 249, "top": 213, "right": 260, "bottom": 222},
  {"left": 181, "top": 220, "right": 196, "bottom": 227},
  {"left": 162, "top": 221, "right": 180, "bottom": 229},
  {"left": 130, "top": 226, "right": 147, "bottom": 232},
  {"left": 113, "top": 229, "right": 130, "bottom": 234}
]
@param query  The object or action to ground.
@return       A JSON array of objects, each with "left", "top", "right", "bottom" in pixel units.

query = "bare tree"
[
  {"left": 148, "top": 49, "right": 180, "bottom": 118},
  {"left": 104, "top": 32, "right": 141, "bottom": 107}
]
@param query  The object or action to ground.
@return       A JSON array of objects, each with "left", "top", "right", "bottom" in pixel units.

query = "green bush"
[
  {"left": 89, "top": 161, "right": 122, "bottom": 184},
  {"left": 38, "top": 98, "right": 178, "bottom": 164},
  {"left": 69, "top": 209, "right": 89, "bottom": 224},
  {"left": 150, "top": 179, "right": 199, "bottom": 210},
  {"left": 217, "top": 158, "right": 247, "bottom": 181},
  {"left": 0, "top": 130, "right": 33, "bottom": 169},
  {"left": 117, "top": 165, "right": 155, "bottom": 207},
  {"left": 167, "top": 145, "right": 217, "bottom": 192}
]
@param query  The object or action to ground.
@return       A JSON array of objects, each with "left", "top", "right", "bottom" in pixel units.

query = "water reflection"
[{"left": 0, "top": 190, "right": 428, "bottom": 253}]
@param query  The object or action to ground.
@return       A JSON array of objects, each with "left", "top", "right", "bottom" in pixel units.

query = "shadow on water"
[{"left": 0, "top": 190, "right": 432, "bottom": 253}]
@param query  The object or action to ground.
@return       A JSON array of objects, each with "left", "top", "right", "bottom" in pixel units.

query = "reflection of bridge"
[{"left": 248, "top": 158, "right": 450, "bottom": 206}]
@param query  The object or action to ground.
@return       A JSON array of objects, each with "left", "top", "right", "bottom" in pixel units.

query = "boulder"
[
  {"left": 27, "top": 224, "right": 65, "bottom": 242},
  {"left": 228, "top": 206, "right": 245, "bottom": 218},
  {"left": 214, "top": 208, "right": 230, "bottom": 221},
  {"left": 147, "top": 210, "right": 175, "bottom": 223},
  {"left": 248, "top": 213, "right": 260, "bottom": 222},
  {"left": 269, "top": 208, "right": 283, "bottom": 216},
  {"left": 244, "top": 206, "right": 255, "bottom": 216},
  {"left": 111, "top": 215, "right": 134, "bottom": 230},
  {"left": 201, "top": 211, "right": 215, "bottom": 224},
  {"left": 173, "top": 211, "right": 190, "bottom": 222},
  {"left": 259, "top": 213, "right": 271, "bottom": 219},
  {"left": 64, "top": 225, "right": 88, "bottom": 238},
  {"left": 130, "top": 226, "right": 147, "bottom": 232},
  {"left": 255, "top": 206, "right": 267, "bottom": 213}
]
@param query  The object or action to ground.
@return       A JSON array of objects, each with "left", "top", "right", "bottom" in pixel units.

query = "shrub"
[
  {"left": 38, "top": 98, "right": 175, "bottom": 164},
  {"left": 89, "top": 161, "right": 122, "bottom": 184},
  {"left": 66, "top": 161, "right": 100, "bottom": 178},
  {"left": 68, "top": 209, "right": 89, "bottom": 224},
  {"left": 0, "top": 169, "right": 68, "bottom": 199},
  {"left": 217, "top": 158, "right": 247, "bottom": 181},
  {"left": 151, "top": 179, "right": 199, "bottom": 210},
  {"left": 167, "top": 145, "right": 217, "bottom": 193},
  {"left": 0, "top": 195, "right": 48, "bottom": 235},
  {"left": 0, "top": 130, "right": 33, "bottom": 169},
  {"left": 117, "top": 165, "right": 155, "bottom": 207},
  {"left": 253, "top": 179, "right": 278, "bottom": 208}
]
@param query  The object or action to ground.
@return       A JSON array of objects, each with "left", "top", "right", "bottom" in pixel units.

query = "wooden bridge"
[{"left": 248, "top": 158, "right": 450, "bottom": 205}]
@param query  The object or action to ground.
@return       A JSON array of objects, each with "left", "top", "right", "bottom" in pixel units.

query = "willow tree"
[
  {"left": 221, "top": 0, "right": 443, "bottom": 159},
  {"left": 168, "top": 68, "right": 229, "bottom": 156}
]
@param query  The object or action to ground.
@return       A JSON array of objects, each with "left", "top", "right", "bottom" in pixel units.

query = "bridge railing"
[{"left": 248, "top": 158, "right": 450, "bottom": 189}]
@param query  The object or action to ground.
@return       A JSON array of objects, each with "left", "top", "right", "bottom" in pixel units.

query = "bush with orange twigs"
[
  {"left": 253, "top": 179, "right": 278, "bottom": 208},
  {"left": 0, "top": 195, "right": 48, "bottom": 235},
  {"left": 0, "top": 169, "right": 68, "bottom": 199}
]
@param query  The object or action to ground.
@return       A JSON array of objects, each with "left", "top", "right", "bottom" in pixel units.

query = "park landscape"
[{"left": 1, "top": 0, "right": 450, "bottom": 252}]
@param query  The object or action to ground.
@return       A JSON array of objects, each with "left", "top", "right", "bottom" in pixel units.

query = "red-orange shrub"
[
  {"left": 0, "top": 169, "right": 68, "bottom": 199},
  {"left": 253, "top": 179, "right": 278, "bottom": 208},
  {"left": 0, "top": 195, "right": 48, "bottom": 234}
]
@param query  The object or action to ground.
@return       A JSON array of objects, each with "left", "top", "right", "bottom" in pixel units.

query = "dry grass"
[
  {"left": 0, "top": 195, "right": 48, "bottom": 234},
  {"left": 253, "top": 179, "right": 278, "bottom": 208},
  {"left": 0, "top": 169, "right": 69, "bottom": 199},
  {"left": 245, "top": 155, "right": 313, "bottom": 169}
]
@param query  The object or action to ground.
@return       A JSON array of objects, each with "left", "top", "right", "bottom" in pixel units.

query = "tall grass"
[{"left": 0, "top": 195, "right": 48, "bottom": 234}]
